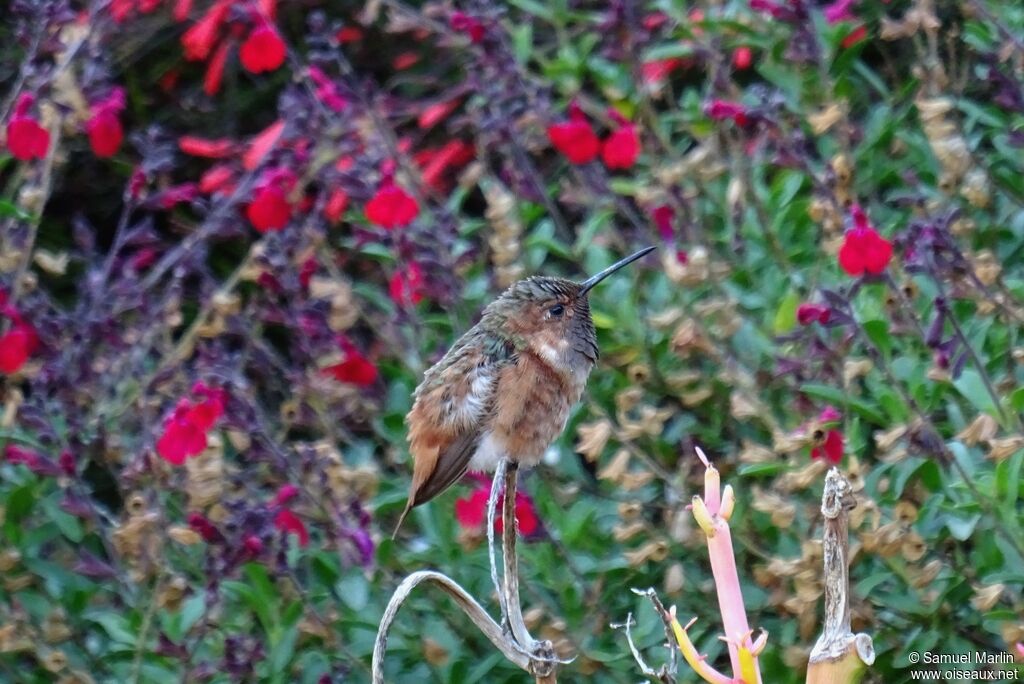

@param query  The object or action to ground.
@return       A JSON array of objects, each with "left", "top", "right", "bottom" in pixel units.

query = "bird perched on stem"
[{"left": 394, "top": 246, "right": 655, "bottom": 535}]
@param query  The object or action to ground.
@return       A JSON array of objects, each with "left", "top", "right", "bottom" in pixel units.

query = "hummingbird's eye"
[{"left": 548, "top": 304, "right": 565, "bottom": 318}]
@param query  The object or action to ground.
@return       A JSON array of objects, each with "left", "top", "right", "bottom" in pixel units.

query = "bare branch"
[
  {"left": 610, "top": 611, "right": 677, "bottom": 684},
  {"left": 806, "top": 468, "right": 875, "bottom": 684},
  {"left": 371, "top": 570, "right": 530, "bottom": 683}
]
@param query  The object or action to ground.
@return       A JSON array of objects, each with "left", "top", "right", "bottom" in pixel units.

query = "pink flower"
[
  {"left": 180, "top": 0, "right": 231, "bottom": 61},
  {"left": 365, "top": 183, "right": 419, "bottom": 229},
  {"left": 240, "top": 25, "right": 287, "bottom": 74},
  {"left": 837, "top": 204, "right": 893, "bottom": 276},
  {"left": 272, "top": 484, "right": 300, "bottom": 506},
  {"left": 733, "top": 46, "right": 753, "bottom": 70},
  {"left": 601, "top": 124, "right": 640, "bottom": 170},
  {"left": 823, "top": 0, "right": 857, "bottom": 24},
  {"left": 179, "top": 136, "right": 235, "bottom": 158}
]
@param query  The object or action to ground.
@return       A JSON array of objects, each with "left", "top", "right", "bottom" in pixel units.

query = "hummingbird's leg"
[{"left": 486, "top": 458, "right": 511, "bottom": 634}]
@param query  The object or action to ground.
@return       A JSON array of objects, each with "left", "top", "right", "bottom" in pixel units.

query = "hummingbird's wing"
[{"left": 393, "top": 330, "right": 516, "bottom": 536}]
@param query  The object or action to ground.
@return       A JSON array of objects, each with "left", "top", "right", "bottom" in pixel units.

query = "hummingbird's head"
[{"left": 485, "top": 247, "right": 654, "bottom": 373}]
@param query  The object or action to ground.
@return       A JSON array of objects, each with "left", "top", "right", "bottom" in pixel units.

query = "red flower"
[
  {"left": 455, "top": 485, "right": 541, "bottom": 537},
  {"left": 274, "top": 509, "right": 309, "bottom": 546},
  {"left": 187, "top": 512, "right": 222, "bottom": 543},
  {"left": 6, "top": 115, "right": 49, "bottom": 161},
  {"left": 156, "top": 410, "right": 208, "bottom": 465},
  {"left": 389, "top": 262, "right": 426, "bottom": 307},
  {"left": 156, "top": 390, "right": 225, "bottom": 465},
  {"left": 247, "top": 184, "right": 292, "bottom": 232},
  {"left": 0, "top": 323, "right": 37, "bottom": 374},
  {"left": 811, "top": 429, "right": 844, "bottom": 464},
  {"left": 641, "top": 58, "right": 686, "bottom": 86},
  {"left": 601, "top": 124, "right": 640, "bottom": 170},
  {"left": 837, "top": 204, "right": 892, "bottom": 276},
  {"left": 365, "top": 184, "right": 419, "bottom": 229},
  {"left": 336, "top": 26, "right": 363, "bottom": 43},
  {"left": 323, "top": 341, "right": 378, "bottom": 387},
  {"left": 392, "top": 52, "right": 420, "bottom": 70},
  {"left": 706, "top": 100, "right": 748, "bottom": 127},
  {"left": 547, "top": 105, "right": 600, "bottom": 164},
  {"left": 450, "top": 11, "right": 486, "bottom": 43},
  {"left": 86, "top": 111, "right": 123, "bottom": 158},
  {"left": 733, "top": 46, "right": 753, "bottom": 70},
  {"left": 797, "top": 303, "right": 831, "bottom": 325},
  {"left": 240, "top": 25, "right": 286, "bottom": 74},
  {"left": 179, "top": 136, "right": 235, "bottom": 158},
  {"left": 652, "top": 205, "right": 675, "bottom": 241}
]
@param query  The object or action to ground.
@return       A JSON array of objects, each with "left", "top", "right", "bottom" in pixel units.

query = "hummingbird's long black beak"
[{"left": 578, "top": 246, "right": 656, "bottom": 296}]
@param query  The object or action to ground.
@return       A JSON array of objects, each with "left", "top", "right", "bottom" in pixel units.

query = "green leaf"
[
  {"left": 773, "top": 290, "right": 799, "bottom": 334},
  {"left": 953, "top": 369, "right": 999, "bottom": 417},
  {"left": 799, "top": 383, "right": 886, "bottom": 425},
  {"left": 336, "top": 573, "right": 369, "bottom": 612}
]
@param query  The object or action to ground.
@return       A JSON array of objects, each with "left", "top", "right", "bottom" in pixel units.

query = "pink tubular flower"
[
  {"left": 365, "top": 183, "right": 419, "bottom": 229},
  {"left": 272, "top": 483, "right": 300, "bottom": 506},
  {"left": 307, "top": 67, "right": 347, "bottom": 112},
  {"left": 181, "top": 0, "right": 231, "bottom": 61},
  {"left": 179, "top": 136, "right": 235, "bottom": 158},
  {"left": 243, "top": 119, "right": 285, "bottom": 170},
  {"left": 823, "top": 0, "right": 857, "bottom": 24},
  {"left": 837, "top": 204, "right": 893, "bottom": 276},
  {"left": 548, "top": 104, "right": 600, "bottom": 164}
]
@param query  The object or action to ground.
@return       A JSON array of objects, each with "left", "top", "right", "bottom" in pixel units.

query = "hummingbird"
[{"left": 394, "top": 246, "right": 655, "bottom": 535}]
